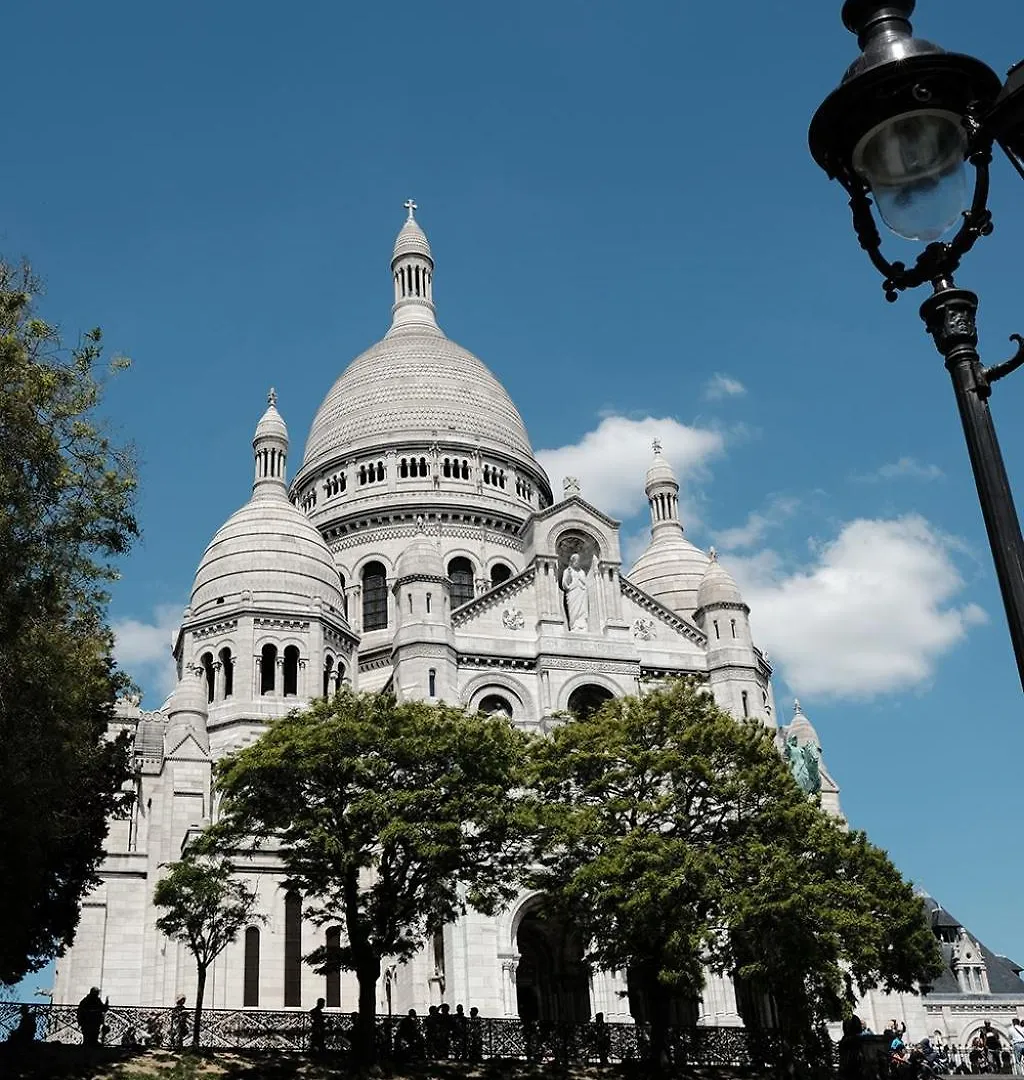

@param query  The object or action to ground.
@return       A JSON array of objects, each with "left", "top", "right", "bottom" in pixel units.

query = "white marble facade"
[{"left": 53, "top": 208, "right": 1022, "bottom": 1044}]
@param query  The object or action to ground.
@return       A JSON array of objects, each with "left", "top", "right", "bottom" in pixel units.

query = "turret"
[
  {"left": 391, "top": 517, "right": 458, "bottom": 702},
  {"left": 693, "top": 549, "right": 770, "bottom": 725},
  {"left": 389, "top": 199, "right": 438, "bottom": 334}
]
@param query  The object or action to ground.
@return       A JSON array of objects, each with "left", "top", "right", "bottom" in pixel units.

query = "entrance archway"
[
  {"left": 515, "top": 910, "right": 591, "bottom": 1023},
  {"left": 567, "top": 683, "right": 614, "bottom": 719}
]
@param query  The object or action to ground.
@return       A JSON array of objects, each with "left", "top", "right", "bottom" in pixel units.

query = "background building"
[{"left": 53, "top": 209, "right": 1022, "bottom": 1047}]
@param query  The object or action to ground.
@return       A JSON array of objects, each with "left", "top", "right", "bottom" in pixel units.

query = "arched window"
[
  {"left": 428, "top": 669, "right": 436, "bottom": 697},
  {"left": 448, "top": 557, "right": 474, "bottom": 608},
  {"left": 362, "top": 562, "right": 388, "bottom": 631},
  {"left": 399, "top": 458, "right": 408, "bottom": 479},
  {"left": 461, "top": 460, "right": 470, "bottom": 480},
  {"left": 713, "top": 619, "right": 720, "bottom": 639},
  {"left": 443, "top": 458, "right": 452, "bottom": 478},
  {"left": 490, "top": 563, "right": 512, "bottom": 587},
  {"left": 567, "top": 683, "right": 614, "bottom": 719},
  {"left": 283, "top": 646, "right": 300, "bottom": 697},
  {"left": 323, "top": 656, "right": 334, "bottom": 697},
  {"left": 478, "top": 694, "right": 513, "bottom": 717},
  {"left": 260, "top": 644, "right": 277, "bottom": 695},
  {"left": 218, "top": 647, "right": 233, "bottom": 698},
  {"left": 483, "top": 465, "right": 491, "bottom": 484},
  {"left": 375, "top": 462, "right": 385, "bottom": 482},
  {"left": 201, "top": 652, "right": 215, "bottom": 703},
  {"left": 325, "top": 926, "right": 342, "bottom": 1008},
  {"left": 243, "top": 927, "right": 260, "bottom": 1007},
  {"left": 359, "top": 465, "right": 367, "bottom": 485},
  {"left": 741, "top": 690, "right": 749, "bottom": 718},
  {"left": 419, "top": 457, "right": 428, "bottom": 477},
  {"left": 284, "top": 891, "right": 302, "bottom": 1007},
  {"left": 731, "top": 618, "right": 737, "bottom": 638}
]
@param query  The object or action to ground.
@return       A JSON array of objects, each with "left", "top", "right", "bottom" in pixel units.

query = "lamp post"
[{"left": 809, "top": 1, "right": 1024, "bottom": 692}]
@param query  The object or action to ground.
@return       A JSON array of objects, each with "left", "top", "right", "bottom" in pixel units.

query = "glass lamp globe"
[{"left": 851, "top": 109, "right": 969, "bottom": 241}]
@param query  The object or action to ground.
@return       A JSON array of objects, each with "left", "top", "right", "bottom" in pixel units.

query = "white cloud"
[
  {"left": 112, "top": 604, "right": 182, "bottom": 705},
  {"left": 703, "top": 373, "right": 746, "bottom": 400},
  {"left": 537, "top": 415, "right": 723, "bottom": 520},
  {"left": 715, "top": 495, "right": 800, "bottom": 551},
  {"left": 856, "top": 457, "right": 944, "bottom": 482},
  {"left": 728, "top": 515, "right": 985, "bottom": 699}
]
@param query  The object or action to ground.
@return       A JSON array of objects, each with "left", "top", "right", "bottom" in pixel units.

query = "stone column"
[
  {"left": 213, "top": 660, "right": 224, "bottom": 701},
  {"left": 500, "top": 958, "right": 520, "bottom": 1017}
]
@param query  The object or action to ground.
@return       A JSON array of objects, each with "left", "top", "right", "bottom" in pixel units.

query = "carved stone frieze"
[
  {"left": 541, "top": 656, "right": 639, "bottom": 676},
  {"left": 254, "top": 618, "right": 310, "bottom": 632},
  {"left": 191, "top": 619, "right": 239, "bottom": 640}
]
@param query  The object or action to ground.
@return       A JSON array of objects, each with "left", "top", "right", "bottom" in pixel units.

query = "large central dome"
[
  {"left": 303, "top": 323, "right": 533, "bottom": 468},
  {"left": 300, "top": 207, "right": 534, "bottom": 477}
]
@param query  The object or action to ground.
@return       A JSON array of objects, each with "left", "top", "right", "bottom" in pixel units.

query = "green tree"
[
  {"left": 154, "top": 855, "right": 261, "bottom": 1048},
  {"left": 211, "top": 690, "right": 532, "bottom": 1062},
  {"left": 528, "top": 678, "right": 941, "bottom": 1070},
  {"left": 0, "top": 260, "right": 137, "bottom": 986}
]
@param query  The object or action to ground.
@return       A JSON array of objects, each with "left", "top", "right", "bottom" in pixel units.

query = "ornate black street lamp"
[{"left": 809, "top": 1, "right": 1024, "bottom": 692}]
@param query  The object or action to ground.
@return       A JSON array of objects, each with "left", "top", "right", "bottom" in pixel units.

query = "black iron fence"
[{"left": 0, "top": 1002, "right": 787, "bottom": 1066}]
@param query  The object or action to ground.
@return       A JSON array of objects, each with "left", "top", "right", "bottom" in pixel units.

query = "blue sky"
[{"left": 6, "top": 1, "right": 1024, "bottom": 998}]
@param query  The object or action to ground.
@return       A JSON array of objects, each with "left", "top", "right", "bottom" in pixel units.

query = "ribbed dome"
[
  {"left": 303, "top": 325, "right": 534, "bottom": 467},
  {"left": 696, "top": 551, "right": 744, "bottom": 609},
  {"left": 786, "top": 700, "right": 820, "bottom": 746},
  {"left": 254, "top": 394, "right": 287, "bottom": 442},
  {"left": 628, "top": 535, "right": 710, "bottom": 616},
  {"left": 393, "top": 216, "right": 432, "bottom": 261},
  {"left": 191, "top": 496, "right": 346, "bottom": 618}
]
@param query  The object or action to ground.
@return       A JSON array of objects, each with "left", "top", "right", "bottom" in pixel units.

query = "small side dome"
[
  {"left": 394, "top": 519, "right": 444, "bottom": 580},
  {"left": 628, "top": 537, "right": 709, "bottom": 616},
  {"left": 190, "top": 393, "right": 347, "bottom": 620},
  {"left": 697, "top": 548, "right": 744, "bottom": 609}
]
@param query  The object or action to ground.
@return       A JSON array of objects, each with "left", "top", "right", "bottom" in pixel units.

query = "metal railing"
[{"left": 0, "top": 1002, "right": 787, "bottom": 1066}]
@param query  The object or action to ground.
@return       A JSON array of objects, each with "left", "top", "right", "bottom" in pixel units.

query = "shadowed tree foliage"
[
  {"left": 154, "top": 855, "right": 261, "bottom": 1047},
  {"left": 210, "top": 690, "right": 533, "bottom": 1063},
  {"left": 0, "top": 260, "right": 137, "bottom": 986},
  {"left": 528, "top": 678, "right": 942, "bottom": 1073}
]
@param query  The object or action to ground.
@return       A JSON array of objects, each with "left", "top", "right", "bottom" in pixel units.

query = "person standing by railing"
[
  {"left": 170, "top": 996, "right": 188, "bottom": 1049},
  {"left": 76, "top": 988, "right": 109, "bottom": 1047}
]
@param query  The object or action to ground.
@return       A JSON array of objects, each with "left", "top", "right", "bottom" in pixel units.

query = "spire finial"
[
  {"left": 404, "top": 198, "right": 417, "bottom": 221},
  {"left": 708, "top": 546, "right": 718, "bottom": 561},
  {"left": 793, "top": 698, "right": 802, "bottom": 715},
  {"left": 267, "top": 387, "right": 277, "bottom": 407},
  {"left": 652, "top": 437, "right": 663, "bottom": 455}
]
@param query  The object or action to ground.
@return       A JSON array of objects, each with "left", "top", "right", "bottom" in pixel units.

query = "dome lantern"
[
  {"left": 645, "top": 437, "right": 684, "bottom": 541},
  {"left": 389, "top": 199, "right": 438, "bottom": 334},
  {"left": 253, "top": 387, "right": 288, "bottom": 498}
]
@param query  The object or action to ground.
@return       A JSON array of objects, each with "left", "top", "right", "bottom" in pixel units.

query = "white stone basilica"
[{"left": 52, "top": 207, "right": 1022, "bottom": 1047}]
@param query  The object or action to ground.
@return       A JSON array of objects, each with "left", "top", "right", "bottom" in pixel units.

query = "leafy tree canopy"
[
  {"left": 0, "top": 261, "right": 137, "bottom": 985},
  {"left": 154, "top": 855, "right": 261, "bottom": 1046},
  {"left": 209, "top": 690, "right": 533, "bottom": 1058},
  {"left": 528, "top": 678, "right": 941, "bottom": 1061}
]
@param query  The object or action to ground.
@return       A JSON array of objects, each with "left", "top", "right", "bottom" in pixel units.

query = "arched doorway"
[
  {"left": 567, "top": 683, "right": 614, "bottom": 719},
  {"left": 515, "top": 910, "right": 591, "bottom": 1023}
]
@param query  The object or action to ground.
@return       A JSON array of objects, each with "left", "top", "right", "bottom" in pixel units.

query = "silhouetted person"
[
  {"left": 438, "top": 1002, "right": 452, "bottom": 1058},
  {"left": 8, "top": 1005, "right": 36, "bottom": 1047},
  {"left": 396, "top": 1009, "right": 424, "bottom": 1060},
  {"left": 468, "top": 1006, "right": 483, "bottom": 1063},
  {"left": 453, "top": 1003, "right": 467, "bottom": 1060},
  {"left": 309, "top": 997, "right": 326, "bottom": 1052},
  {"left": 593, "top": 1011, "right": 611, "bottom": 1065},
  {"left": 76, "top": 988, "right": 109, "bottom": 1047},
  {"left": 170, "top": 995, "right": 188, "bottom": 1049},
  {"left": 425, "top": 1005, "right": 441, "bottom": 1058}
]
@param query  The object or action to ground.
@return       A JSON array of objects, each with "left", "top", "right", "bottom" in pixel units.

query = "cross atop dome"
[
  {"left": 268, "top": 387, "right": 277, "bottom": 407},
  {"left": 652, "top": 437, "right": 662, "bottom": 455},
  {"left": 404, "top": 198, "right": 417, "bottom": 221}
]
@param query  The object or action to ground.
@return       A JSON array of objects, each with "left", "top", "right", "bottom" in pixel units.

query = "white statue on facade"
[{"left": 562, "top": 552, "right": 589, "bottom": 631}]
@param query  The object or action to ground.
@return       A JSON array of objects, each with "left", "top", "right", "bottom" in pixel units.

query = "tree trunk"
[
  {"left": 193, "top": 963, "right": 207, "bottom": 1049},
  {"left": 355, "top": 956, "right": 382, "bottom": 1064},
  {"left": 647, "top": 971, "right": 671, "bottom": 1071}
]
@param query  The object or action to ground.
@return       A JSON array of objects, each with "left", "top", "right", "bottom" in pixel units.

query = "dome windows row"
[
  {"left": 399, "top": 456, "right": 429, "bottom": 479},
  {"left": 195, "top": 644, "right": 347, "bottom": 702},
  {"left": 359, "top": 462, "right": 386, "bottom": 486}
]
